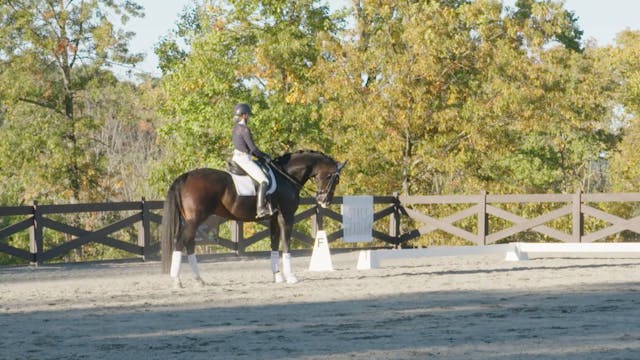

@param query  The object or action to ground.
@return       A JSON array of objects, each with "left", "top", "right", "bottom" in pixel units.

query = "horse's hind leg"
[
  {"left": 169, "top": 224, "right": 185, "bottom": 287},
  {"left": 171, "top": 219, "right": 205, "bottom": 287},
  {"left": 183, "top": 219, "right": 206, "bottom": 286}
]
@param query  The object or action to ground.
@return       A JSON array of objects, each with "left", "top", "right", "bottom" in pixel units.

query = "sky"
[{"left": 121, "top": 0, "right": 640, "bottom": 80}]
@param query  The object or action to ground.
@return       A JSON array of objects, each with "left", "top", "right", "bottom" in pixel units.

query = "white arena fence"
[{"left": 356, "top": 242, "right": 640, "bottom": 270}]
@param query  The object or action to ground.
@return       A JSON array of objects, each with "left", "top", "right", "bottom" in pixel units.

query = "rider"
[{"left": 231, "top": 103, "right": 272, "bottom": 218}]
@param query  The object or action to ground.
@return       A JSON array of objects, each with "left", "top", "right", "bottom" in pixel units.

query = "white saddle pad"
[{"left": 229, "top": 168, "right": 277, "bottom": 196}]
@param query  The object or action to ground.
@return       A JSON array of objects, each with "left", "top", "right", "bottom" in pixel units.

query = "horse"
[{"left": 160, "top": 150, "right": 345, "bottom": 287}]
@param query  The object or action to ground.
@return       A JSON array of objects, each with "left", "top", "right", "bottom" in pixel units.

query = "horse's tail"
[{"left": 160, "top": 173, "right": 187, "bottom": 274}]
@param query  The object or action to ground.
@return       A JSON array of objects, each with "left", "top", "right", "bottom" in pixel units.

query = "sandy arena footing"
[{"left": 1, "top": 252, "right": 639, "bottom": 359}]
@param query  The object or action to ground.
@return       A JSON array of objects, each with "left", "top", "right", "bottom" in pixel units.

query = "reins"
[
  {"left": 267, "top": 161, "right": 315, "bottom": 197},
  {"left": 266, "top": 153, "right": 344, "bottom": 200}
]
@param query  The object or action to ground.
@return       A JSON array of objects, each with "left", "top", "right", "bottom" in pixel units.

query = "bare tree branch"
[{"left": 18, "top": 97, "right": 65, "bottom": 117}]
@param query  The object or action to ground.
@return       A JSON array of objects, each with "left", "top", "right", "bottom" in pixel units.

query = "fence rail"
[{"left": 2, "top": 192, "right": 640, "bottom": 265}]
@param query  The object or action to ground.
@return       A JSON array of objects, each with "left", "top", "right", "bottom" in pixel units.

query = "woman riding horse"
[
  {"left": 231, "top": 103, "right": 272, "bottom": 218},
  {"left": 160, "top": 109, "right": 345, "bottom": 287}
]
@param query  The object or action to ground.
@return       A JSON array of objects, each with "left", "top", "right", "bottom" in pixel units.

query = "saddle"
[{"left": 226, "top": 160, "right": 277, "bottom": 196}]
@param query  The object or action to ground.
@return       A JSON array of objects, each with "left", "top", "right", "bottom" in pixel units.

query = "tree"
[
  {"left": 314, "top": 0, "right": 611, "bottom": 196},
  {"left": 154, "top": 0, "right": 346, "bottom": 188},
  {"left": 83, "top": 75, "right": 166, "bottom": 201},
  {"left": 512, "top": 0, "right": 583, "bottom": 52},
  {"left": 607, "top": 30, "right": 640, "bottom": 192},
  {"left": 0, "top": 0, "right": 143, "bottom": 202}
]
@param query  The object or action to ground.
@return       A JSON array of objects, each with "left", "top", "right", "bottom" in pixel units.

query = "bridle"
[
  {"left": 314, "top": 160, "right": 346, "bottom": 204},
  {"left": 315, "top": 170, "right": 340, "bottom": 200}
]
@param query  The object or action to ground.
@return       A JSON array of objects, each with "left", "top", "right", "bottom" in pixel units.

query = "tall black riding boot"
[{"left": 256, "top": 181, "right": 270, "bottom": 218}]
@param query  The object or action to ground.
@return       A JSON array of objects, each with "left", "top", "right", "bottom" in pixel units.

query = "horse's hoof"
[
  {"left": 173, "top": 279, "right": 184, "bottom": 289},
  {"left": 274, "top": 272, "right": 284, "bottom": 283},
  {"left": 194, "top": 277, "right": 206, "bottom": 287},
  {"left": 283, "top": 273, "right": 299, "bottom": 284}
]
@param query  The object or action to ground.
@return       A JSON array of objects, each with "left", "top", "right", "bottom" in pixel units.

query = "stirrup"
[{"left": 256, "top": 207, "right": 271, "bottom": 218}]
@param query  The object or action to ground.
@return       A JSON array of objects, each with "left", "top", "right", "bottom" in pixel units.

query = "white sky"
[{"left": 121, "top": 0, "right": 640, "bottom": 80}]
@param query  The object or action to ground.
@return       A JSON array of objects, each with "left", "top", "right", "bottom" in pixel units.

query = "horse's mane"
[{"left": 273, "top": 150, "right": 334, "bottom": 166}]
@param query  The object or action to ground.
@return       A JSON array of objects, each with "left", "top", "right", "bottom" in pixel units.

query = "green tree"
[
  {"left": 315, "top": 0, "right": 611, "bottom": 196},
  {"left": 512, "top": 0, "right": 583, "bottom": 52},
  {"left": 0, "top": 0, "right": 143, "bottom": 202},
  {"left": 607, "top": 30, "right": 640, "bottom": 192},
  {"left": 154, "top": 0, "right": 346, "bottom": 188}
]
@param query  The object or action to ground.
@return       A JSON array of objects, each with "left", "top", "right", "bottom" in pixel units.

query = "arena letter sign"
[{"left": 341, "top": 195, "right": 373, "bottom": 243}]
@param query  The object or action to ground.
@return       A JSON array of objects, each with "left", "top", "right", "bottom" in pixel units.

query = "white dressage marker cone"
[{"left": 308, "top": 230, "right": 334, "bottom": 271}]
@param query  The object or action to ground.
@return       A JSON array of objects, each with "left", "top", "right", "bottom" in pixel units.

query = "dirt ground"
[{"left": 1, "top": 251, "right": 639, "bottom": 359}]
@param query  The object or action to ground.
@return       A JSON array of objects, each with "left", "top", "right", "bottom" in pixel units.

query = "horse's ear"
[{"left": 337, "top": 161, "right": 347, "bottom": 171}]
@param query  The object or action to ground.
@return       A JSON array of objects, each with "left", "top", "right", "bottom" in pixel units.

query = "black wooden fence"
[
  {"left": 2, "top": 192, "right": 640, "bottom": 265},
  {"left": 0, "top": 200, "right": 163, "bottom": 264}
]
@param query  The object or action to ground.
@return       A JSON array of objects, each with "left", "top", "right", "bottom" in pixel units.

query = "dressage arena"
[{"left": 1, "top": 252, "right": 639, "bottom": 360}]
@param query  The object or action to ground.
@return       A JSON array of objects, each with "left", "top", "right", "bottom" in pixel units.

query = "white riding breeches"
[{"left": 232, "top": 150, "right": 268, "bottom": 184}]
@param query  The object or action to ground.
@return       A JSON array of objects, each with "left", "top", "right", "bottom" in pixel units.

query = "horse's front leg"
[
  {"left": 280, "top": 215, "right": 299, "bottom": 284},
  {"left": 270, "top": 216, "right": 283, "bottom": 283},
  {"left": 270, "top": 214, "right": 298, "bottom": 284}
]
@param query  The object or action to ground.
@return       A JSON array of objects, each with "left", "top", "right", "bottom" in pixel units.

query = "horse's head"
[
  {"left": 275, "top": 150, "right": 346, "bottom": 207},
  {"left": 314, "top": 160, "right": 346, "bottom": 208}
]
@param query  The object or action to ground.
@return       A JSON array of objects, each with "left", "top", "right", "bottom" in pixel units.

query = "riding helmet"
[{"left": 233, "top": 103, "right": 253, "bottom": 116}]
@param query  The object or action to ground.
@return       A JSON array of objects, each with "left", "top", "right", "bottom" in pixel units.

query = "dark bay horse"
[{"left": 161, "top": 150, "right": 345, "bottom": 286}]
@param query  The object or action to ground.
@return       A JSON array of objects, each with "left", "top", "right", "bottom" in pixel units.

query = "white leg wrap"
[
  {"left": 188, "top": 254, "right": 201, "bottom": 279},
  {"left": 282, "top": 252, "right": 292, "bottom": 274},
  {"left": 170, "top": 251, "right": 182, "bottom": 278},
  {"left": 270, "top": 251, "right": 279, "bottom": 273},
  {"left": 281, "top": 253, "right": 298, "bottom": 283}
]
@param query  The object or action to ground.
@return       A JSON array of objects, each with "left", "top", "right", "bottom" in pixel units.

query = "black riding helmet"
[{"left": 233, "top": 103, "right": 252, "bottom": 117}]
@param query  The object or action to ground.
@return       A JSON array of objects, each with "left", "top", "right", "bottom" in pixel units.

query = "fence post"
[
  {"left": 231, "top": 220, "right": 245, "bottom": 255},
  {"left": 29, "top": 201, "right": 43, "bottom": 266},
  {"left": 138, "top": 197, "right": 151, "bottom": 260},
  {"left": 478, "top": 191, "right": 488, "bottom": 245},
  {"left": 389, "top": 192, "right": 400, "bottom": 245},
  {"left": 572, "top": 191, "right": 583, "bottom": 243}
]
